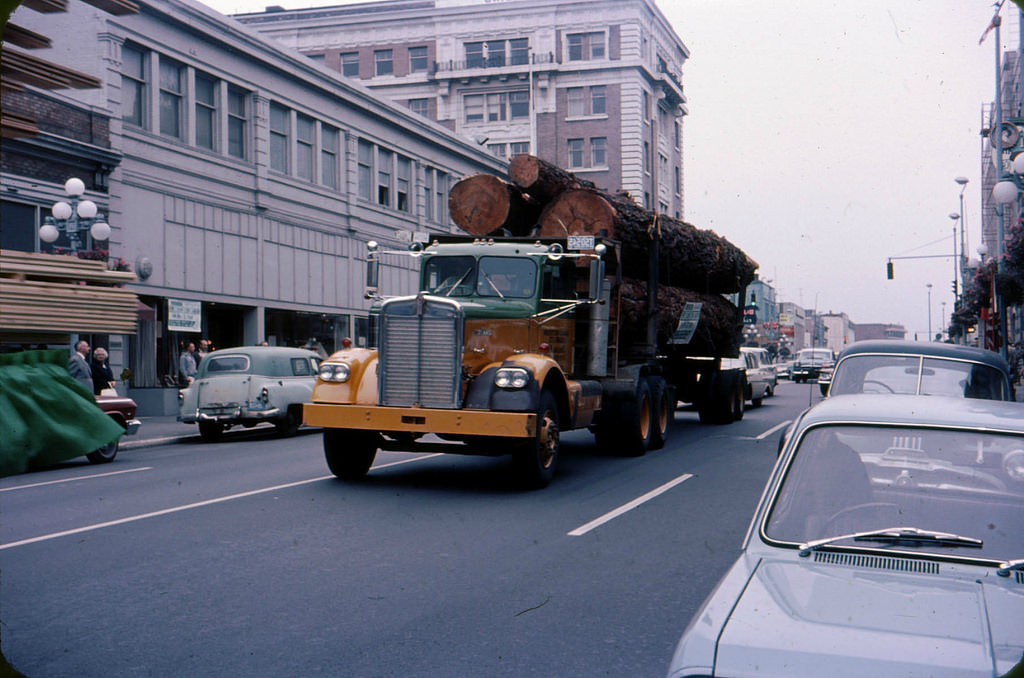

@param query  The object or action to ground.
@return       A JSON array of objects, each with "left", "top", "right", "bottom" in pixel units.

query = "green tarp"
[{"left": 0, "top": 349, "right": 123, "bottom": 477}]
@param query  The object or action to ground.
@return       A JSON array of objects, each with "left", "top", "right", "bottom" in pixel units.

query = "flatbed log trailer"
[{"left": 304, "top": 232, "right": 748, "bottom": 488}]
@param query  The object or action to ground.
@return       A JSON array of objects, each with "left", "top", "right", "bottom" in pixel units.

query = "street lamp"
[{"left": 38, "top": 177, "right": 110, "bottom": 252}]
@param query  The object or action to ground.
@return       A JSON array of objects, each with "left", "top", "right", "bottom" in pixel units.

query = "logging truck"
[{"left": 303, "top": 232, "right": 749, "bottom": 488}]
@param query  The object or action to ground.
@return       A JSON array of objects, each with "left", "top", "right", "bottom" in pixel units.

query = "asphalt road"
[{"left": 0, "top": 381, "right": 822, "bottom": 678}]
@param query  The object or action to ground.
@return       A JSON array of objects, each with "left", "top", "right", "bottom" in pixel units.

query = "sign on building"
[{"left": 167, "top": 299, "right": 202, "bottom": 332}]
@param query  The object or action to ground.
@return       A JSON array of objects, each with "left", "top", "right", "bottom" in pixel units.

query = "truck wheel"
[
  {"left": 86, "top": 438, "right": 118, "bottom": 464},
  {"left": 616, "top": 378, "right": 654, "bottom": 457},
  {"left": 324, "top": 429, "right": 378, "bottom": 480},
  {"left": 513, "top": 390, "right": 559, "bottom": 488},
  {"left": 731, "top": 377, "right": 745, "bottom": 421},
  {"left": 199, "top": 422, "right": 224, "bottom": 441},
  {"left": 648, "top": 376, "right": 671, "bottom": 450}
]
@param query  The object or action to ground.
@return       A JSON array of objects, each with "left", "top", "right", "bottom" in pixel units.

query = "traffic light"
[
  {"left": 952, "top": 280, "right": 958, "bottom": 296},
  {"left": 886, "top": 261, "right": 894, "bottom": 279}
]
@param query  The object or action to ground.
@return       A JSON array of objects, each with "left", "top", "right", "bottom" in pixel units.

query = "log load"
[
  {"left": 614, "top": 279, "right": 743, "bottom": 358},
  {"left": 447, "top": 174, "right": 540, "bottom": 237},
  {"left": 508, "top": 153, "right": 597, "bottom": 203}
]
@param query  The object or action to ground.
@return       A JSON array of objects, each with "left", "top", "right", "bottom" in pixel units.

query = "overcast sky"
[{"left": 200, "top": 0, "right": 1010, "bottom": 339}]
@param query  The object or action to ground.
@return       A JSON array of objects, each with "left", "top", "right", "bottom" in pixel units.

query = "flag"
[{"left": 980, "top": 0, "right": 1006, "bottom": 45}]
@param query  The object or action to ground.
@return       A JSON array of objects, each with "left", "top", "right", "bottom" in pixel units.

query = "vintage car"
[
  {"left": 667, "top": 394, "right": 1024, "bottom": 678},
  {"left": 739, "top": 347, "right": 776, "bottom": 406},
  {"left": 825, "top": 340, "right": 1014, "bottom": 400},
  {"left": 92, "top": 393, "right": 142, "bottom": 463},
  {"left": 790, "top": 347, "right": 834, "bottom": 383},
  {"left": 178, "top": 346, "right": 321, "bottom": 441}
]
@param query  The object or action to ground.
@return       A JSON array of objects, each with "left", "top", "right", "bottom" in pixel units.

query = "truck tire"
[
  {"left": 648, "top": 376, "right": 671, "bottom": 450},
  {"left": 513, "top": 390, "right": 559, "bottom": 488},
  {"left": 616, "top": 378, "right": 654, "bottom": 457},
  {"left": 324, "top": 429, "right": 378, "bottom": 480},
  {"left": 731, "top": 376, "right": 745, "bottom": 421},
  {"left": 199, "top": 421, "right": 224, "bottom": 441},
  {"left": 699, "top": 372, "right": 736, "bottom": 425}
]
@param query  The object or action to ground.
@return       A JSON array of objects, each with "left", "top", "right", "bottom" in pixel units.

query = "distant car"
[
  {"left": 774, "top": 359, "right": 795, "bottom": 380},
  {"left": 739, "top": 347, "right": 776, "bottom": 405},
  {"left": 178, "top": 346, "right": 321, "bottom": 441},
  {"left": 790, "top": 347, "right": 834, "bottom": 383},
  {"left": 667, "top": 394, "right": 1024, "bottom": 678},
  {"left": 91, "top": 393, "right": 141, "bottom": 463},
  {"left": 816, "top": 364, "right": 833, "bottom": 396},
  {"left": 826, "top": 340, "right": 1014, "bottom": 400}
]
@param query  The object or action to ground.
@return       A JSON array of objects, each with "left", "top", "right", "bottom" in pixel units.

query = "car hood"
[{"left": 713, "top": 557, "right": 1024, "bottom": 677}]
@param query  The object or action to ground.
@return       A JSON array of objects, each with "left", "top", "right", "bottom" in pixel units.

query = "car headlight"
[
  {"left": 495, "top": 367, "right": 530, "bottom": 389},
  {"left": 1004, "top": 449, "right": 1024, "bottom": 481},
  {"left": 319, "top": 362, "right": 351, "bottom": 383}
]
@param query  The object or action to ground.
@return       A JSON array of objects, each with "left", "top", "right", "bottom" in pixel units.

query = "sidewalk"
[{"left": 120, "top": 415, "right": 199, "bottom": 450}]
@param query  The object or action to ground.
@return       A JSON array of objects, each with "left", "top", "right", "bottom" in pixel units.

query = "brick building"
[{"left": 235, "top": 0, "right": 689, "bottom": 216}]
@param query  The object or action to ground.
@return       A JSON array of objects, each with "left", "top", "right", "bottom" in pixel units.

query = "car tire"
[
  {"left": 86, "top": 438, "right": 118, "bottom": 464},
  {"left": 199, "top": 421, "right": 224, "bottom": 442},
  {"left": 513, "top": 390, "right": 560, "bottom": 488},
  {"left": 275, "top": 407, "right": 302, "bottom": 437},
  {"left": 324, "top": 429, "right": 378, "bottom": 480}
]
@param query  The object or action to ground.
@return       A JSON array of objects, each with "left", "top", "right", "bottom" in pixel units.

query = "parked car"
[
  {"left": 825, "top": 340, "right": 1014, "bottom": 400},
  {"left": 667, "top": 394, "right": 1024, "bottom": 678},
  {"left": 178, "top": 346, "right": 321, "bottom": 441},
  {"left": 816, "top": 364, "right": 833, "bottom": 396},
  {"left": 740, "top": 347, "right": 776, "bottom": 405},
  {"left": 92, "top": 393, "right": 141, "bottom": 463},
  {"left": 790, "top": 347, "right": 834, "bottom": 383}
]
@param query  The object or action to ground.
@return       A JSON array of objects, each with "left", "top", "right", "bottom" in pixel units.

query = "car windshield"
[
  {"left": 797, "top": 350, "right": 831, "bottom": 364},
  {"left": 764, "top": 424, "right": 1024, "bottom": 561},
  {"left": 830, "top": 354, "right": 1011, "bottom": 399}
]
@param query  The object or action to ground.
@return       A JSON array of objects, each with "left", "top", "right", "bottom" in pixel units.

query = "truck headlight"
[
  {"left": 495, "top": 367, "right": 530, "bottom": 389},
  {"left": 319, "top": 362, "right": 351, "bottom": 383}
]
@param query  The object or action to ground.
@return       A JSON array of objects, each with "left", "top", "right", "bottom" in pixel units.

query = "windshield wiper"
[
  {"left": 441, "top": 269, "right": 472, "bottom": 297},
  {"left": 799, "top": 526, "right": 982, "bottom": 557},
  {"left": 481, "top": 271, "right": 505, "bottom": 299}
]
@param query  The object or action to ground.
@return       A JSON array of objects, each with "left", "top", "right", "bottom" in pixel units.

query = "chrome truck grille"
[{"left": 378, "top": 294, "right": 463, "bottom": 408}]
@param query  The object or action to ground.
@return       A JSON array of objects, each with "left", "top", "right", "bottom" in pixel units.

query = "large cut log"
[
  {"left": 508, "top": 153, "right": 596, "bottom": 203},
  {"left": 448, "top": 174, "right": 540, "bottom": 237},
  {"left": 538, "top": 189, "right": 757, "bottom": 294},
  {"left": 614, "top": 279, "right": 743, "bottom": 358}
]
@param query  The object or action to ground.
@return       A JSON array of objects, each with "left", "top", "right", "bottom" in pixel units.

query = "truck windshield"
[
  {"left": 476, "top": 257, "right": 537, "bottom": 299},
  {"left": 424, "top": 256, "right": 476, "bottom": 296}
]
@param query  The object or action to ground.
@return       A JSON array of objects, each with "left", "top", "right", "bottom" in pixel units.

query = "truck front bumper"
[{"left": 304, "top": 402, "right": 536, "bottom": 438}]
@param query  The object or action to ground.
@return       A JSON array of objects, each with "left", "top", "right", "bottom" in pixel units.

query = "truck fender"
[
  {"left": 464, "top": 354, "right": 568, "bottom": 421},
  {"left": 310, "top": 348, "right": 378, "bottom": 405}
]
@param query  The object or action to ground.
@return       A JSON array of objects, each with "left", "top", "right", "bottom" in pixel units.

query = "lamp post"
[
  {"left": 38, "top": 177, "right": 110, "bottom": 253},
  {"left": 926, "top": 283, "right": 933, "bottom": 341}
]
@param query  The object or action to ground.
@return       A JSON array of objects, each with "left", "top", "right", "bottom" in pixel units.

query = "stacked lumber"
[
  {"left": 0, "top": 249, "right": 138, "bottom": 335},
  {"left": 447, "top": 155, "right": 757, "bottom": 354}
]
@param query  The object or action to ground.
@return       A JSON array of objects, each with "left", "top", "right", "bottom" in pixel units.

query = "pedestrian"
[
  {"left": 90, "top": 347, "right": 116, "bottom": 396},
  {"left": 67, "top": 339, "right": 93, "bottom": 395},
  {"left": 197, "top": 338, "right": 211, "bottom": 365},
  {"left": 180, "top": 342, "right": 198, "bottom": 384}
]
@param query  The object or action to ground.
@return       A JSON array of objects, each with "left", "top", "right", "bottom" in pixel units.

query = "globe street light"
[{"left": 38, "top": 177, "right": 110, "bottom": 252}]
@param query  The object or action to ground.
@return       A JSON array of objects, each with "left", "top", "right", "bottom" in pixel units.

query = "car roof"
[
  {"left": 796, "top": 393, "right": 1024, "bottom": 433},
  {"left": 836, "top": 340, "right": 1010, "bottom": 373},
  {"left": 206, "top": 346, "right": 320, "bottom": 359}
]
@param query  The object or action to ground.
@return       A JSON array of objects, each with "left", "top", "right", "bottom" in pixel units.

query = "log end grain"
[{"left": 448, "top": 174, "right": 512, "bottom": 236}]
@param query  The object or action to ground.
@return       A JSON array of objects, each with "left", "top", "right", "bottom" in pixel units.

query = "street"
[{"left": 0, "top": 382, "right": 820, "bottom": 678}]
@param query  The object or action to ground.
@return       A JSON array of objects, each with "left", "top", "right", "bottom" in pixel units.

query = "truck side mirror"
[
  {"left": 365, "top": 241, "right": 379, "bottom": 297},
  {"left": 588, "top": 258, "right": 605, "bottom": 301}
]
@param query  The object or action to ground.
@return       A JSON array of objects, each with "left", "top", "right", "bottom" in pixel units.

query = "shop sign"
[
  {"left": 743, "top": 305, "right": 757, "bottom": 325},
  {"left": 168, "top": 299, "right": 202, "bottom": 333},
  {"left": 779, "top": 313, "right": 793, "bottom": 325}
]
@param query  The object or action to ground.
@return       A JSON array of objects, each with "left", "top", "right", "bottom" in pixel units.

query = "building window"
[
  {"left": 409, "top": 98, "right": 430, "bottom": 117},
  {"left": 159, "top": 58, "right": 184, "bottom": 138},
  {"left": 269, "top": 103, "right": 289, "bottom": 173},
  {"left": 435, "top": 171, "right": 447, "bottom": 223},
  {"left": 464, "top": 94, "right": 483, "bottom": 123},
  {"left": 567, "top": 87, "right": 585, "bottom": 117},
  {"left": 121, "top": 43, "right": 147, "bottom": 128},
  {"left": 510, "top": 141, "right": 530, "bottom": 156},
  {"left": 377, "top": 147, "right": 392, "bottom": 207},
  {"left": 296, "top": 114, "right": 314, "bottom": 181},
  {"left": 487, "top": 143, "right": 506, "bottom": 158},
  {"left": 643, "top": 141, "right": 650, "bottom": 174},
  {"left": 321, "top": 125, "right": 339, "bottom": 188},
  {"left": 227, "top": 87, "right": 247, "bottom": 159},
  {"left": 194, "top": 73, "right": 217, "bottom": 150},
  {"left": 567, "top": 32, "right": 604, "bottom": 61},
  {"left": 396, "top": 156, "right": 411, "bottom": 212},
  {"left": 509, "top": 91, "right": 529, "bottom": 119},
  {"left": 591, "top": 85, "right": 606, "bottom": 115},
  {"left": 485, "top": 41, "right": 505, "bottom": 67},
  {"left": 567, "top": 138, "right": 584, "bottom": 168},
  {"left": 357, "top": 139, "right": 373, "bottom": 201},
  {"left": 674, "top": 119, "right": 681, "bottom": 148},
  {"left": 375, "top": 49, "right": 393, "bottom": 76},
  {"left": 674, "top": 166, "right": 681, "bottom": 194},
  {"left": 591, "top": 137, "right": 606, "bottom": 167},
  {"left": 658, "top": 152, "right": 668, "bottom": 181},
  {"left": 486, "top": 93, "right": 506, "bottom": 122},
  {"left": 642, "top": 91, "right": 650, "bottom": 122},
  {"left": 341, "top": 52, "right": 359, "bottom": 77},
  {"left": 423, "top": 169, "right": 433, "bottom": 220},
  {"left": 409, "top": 46, "right": 428, "bottom": 73},
  {"left": 510, "top": 38, "right": 529, "bottom": 65},
  {"left": 465, "top": 42, "right": 485, "bottom": 68}
]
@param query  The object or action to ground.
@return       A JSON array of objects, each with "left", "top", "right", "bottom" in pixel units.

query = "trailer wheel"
[
  {"left": 513, "top": 390, "right": 559, "bottom": 488},
  {"left": 615, "top": 378, "right": 653, "bottom": 456},
  {"left": 699, "top": 372, "right": 736, "bottom": 425},
  {"left": 731, "top": 376, "right": 745, "bottom": 421},
  {"left": 648, "top": 376, "right": 671, "bottom": 450},
  {"left": 324, "top": 429, "right": 378, "bottom": 480}
]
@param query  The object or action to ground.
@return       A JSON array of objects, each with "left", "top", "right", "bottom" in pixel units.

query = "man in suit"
[{"left": 68, "top": 339, "right": 93, "bottom": 395}]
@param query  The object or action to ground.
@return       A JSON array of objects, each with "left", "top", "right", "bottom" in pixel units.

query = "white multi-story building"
[{"left": 235, "top": 0, "right": 689, "bottom": 216}]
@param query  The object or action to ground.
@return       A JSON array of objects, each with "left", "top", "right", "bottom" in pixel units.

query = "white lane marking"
[
  {"left": 755, "top": 420, "right": 791, "bottom": 440},
  {"left": 0, "top": 467, "right": 153, "bottom": 492},
  {"left": 568, "top": 473, "right": 693, "bottom": 537},
  {"left": 0, "top": 453, "right": 442, "bottom": 551}
]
